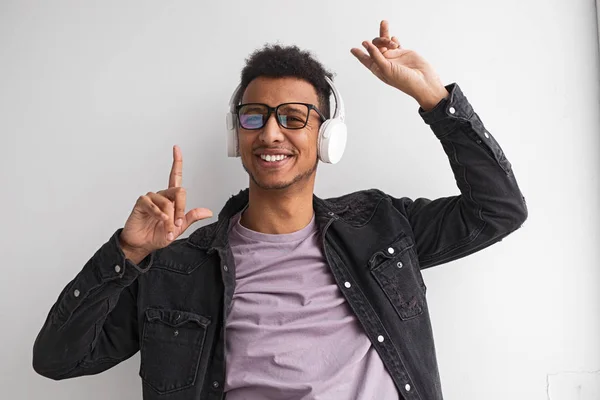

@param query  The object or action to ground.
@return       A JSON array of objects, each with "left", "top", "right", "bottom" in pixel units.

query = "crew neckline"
[{"left": 230, "top": 209, "right": 317, "bottom": 243}]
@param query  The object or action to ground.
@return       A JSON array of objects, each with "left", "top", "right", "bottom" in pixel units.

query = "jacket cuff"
[
  {"left": 54, "top": 230, "right": 153, "bottom": 324},
  {"left": 418, "top": 83, "right": 474, "bottom": 137},
  {"left": 93, "top": 229, "right": 154, "bottom": 286}
]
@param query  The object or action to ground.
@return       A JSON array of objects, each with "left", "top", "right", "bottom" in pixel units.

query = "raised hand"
[
  {"left": 119, "top": 145, "right": 213, "bottom": 262},
  {"left": 351, "top": 20, "right": 449, "bottom": 110}
]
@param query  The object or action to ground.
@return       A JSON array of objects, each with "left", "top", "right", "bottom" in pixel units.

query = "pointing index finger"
[
  {"left": 169, "top": 145, "right": 183, "bottom": 188},
  {"left": 380, "top": 20, "right": 390, "bottom": 39}
]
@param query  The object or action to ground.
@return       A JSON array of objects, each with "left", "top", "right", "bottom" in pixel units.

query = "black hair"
[{"left": 237, "top": 44, "right": 334, "bottom": 119}]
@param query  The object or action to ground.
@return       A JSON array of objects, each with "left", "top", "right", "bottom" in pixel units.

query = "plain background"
[{"left": 1, "top": 1, "right": 599, "bottom": 399}]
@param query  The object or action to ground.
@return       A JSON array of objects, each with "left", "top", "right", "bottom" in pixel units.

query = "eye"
[{"left": 239, "top": 114, "right": 264, "bottom": 128}]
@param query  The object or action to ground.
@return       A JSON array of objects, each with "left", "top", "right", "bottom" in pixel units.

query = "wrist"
[
  {"left": 119, "top": 235, "right": 151, "bottom": 265},
  {"left": 416, "top": 86, "right": 449, "bottom": 112}
]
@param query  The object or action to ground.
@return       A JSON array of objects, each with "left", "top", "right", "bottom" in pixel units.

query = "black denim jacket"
[{"left": 33, "top": 83, "right": 528, "bottom": 400}]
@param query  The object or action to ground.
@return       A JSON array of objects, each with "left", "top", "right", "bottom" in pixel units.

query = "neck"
[{"left": 240, "top": 180, "right": 315, "bottom": 234}]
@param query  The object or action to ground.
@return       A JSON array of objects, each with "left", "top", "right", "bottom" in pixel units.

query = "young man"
[{"left": 33, "top": 21, "right": 527, "bottom": 400}]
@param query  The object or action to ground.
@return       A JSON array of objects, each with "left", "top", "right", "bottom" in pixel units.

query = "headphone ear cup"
[
  {"left": 318, "top": 119, "right": 347, "bottom": 164},
  {"left": 226, "top": 112, "right": 240, "bottom": 157},
  {"left": 317, "top": 119, "right": 331, "bottom": 162}
]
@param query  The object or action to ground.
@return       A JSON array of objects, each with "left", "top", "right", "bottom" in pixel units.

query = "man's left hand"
[{"left": 351, "top": 20, "right": 449, "bottom": 111}]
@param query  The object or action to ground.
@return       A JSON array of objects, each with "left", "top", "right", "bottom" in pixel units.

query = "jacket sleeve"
[
  {"left": 389, "top": 83, "right": 528, "bottom": 269},
  {"left": 32, "top": 228, "right": 154, "bottom": 379}
]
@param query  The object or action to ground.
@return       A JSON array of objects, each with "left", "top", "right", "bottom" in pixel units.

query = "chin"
[{"left": 250, "top": 172, "right": 300, "bottom": 190}]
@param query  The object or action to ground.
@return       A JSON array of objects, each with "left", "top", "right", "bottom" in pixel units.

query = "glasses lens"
[
  {"left": 238, "top": 104, "right": 268, "bottom": 129},
  {"left": 277, "top": 103, "right": 309, "bottom": 129}
]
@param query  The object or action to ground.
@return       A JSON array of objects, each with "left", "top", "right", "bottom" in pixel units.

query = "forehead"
[{"left": 241, "top": 76, "right": 319, "bottom": 106}]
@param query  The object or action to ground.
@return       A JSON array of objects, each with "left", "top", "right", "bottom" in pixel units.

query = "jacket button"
[
  {"left": 114, "top": 265, "right": 121, "bottom": 273},
  {"left": 212, "top": 381, "right": 220, "bottom": 388},
  {"left": 484, "top": 131, "right": 490, "bottom": 138},
  {"left": 73, "top": 289, "right": 80, "bottom": 297},
  {"left": 405, "top": 383, "right": 411, "bottom": 391},
  {"left": 449, "top": 106, "right": 456, "bottom": 114},
  {"left": 344, "top": 282, "right": 351, "bottom": 288},
  {"left": 223, "top": 265, "right": 228, "bottom": 272},
  {"left": 387, "top": 247, "right": 395, "bottom": 254},
  {"left": 396, "top": 262, "right": 403, "bottom": 269},
  {"left": 377, "top": 335, "right": 384, "bottom": 343}
]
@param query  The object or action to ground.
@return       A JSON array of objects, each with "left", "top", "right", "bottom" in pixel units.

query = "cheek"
[
  {"left": 294, "top": 130, "right": 319, "bottom": 158},
  {"left": 238, "top": 133, "right": 253, "bottom": 153}
]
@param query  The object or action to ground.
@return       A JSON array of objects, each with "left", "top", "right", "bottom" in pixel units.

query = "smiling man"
[{"left": 33, "top": 20, "right": 527, "bottom": 400}]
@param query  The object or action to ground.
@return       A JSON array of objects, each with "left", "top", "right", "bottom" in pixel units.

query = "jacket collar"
[{"left": 186, "top": 188, "right": 347, "bottom": 251}]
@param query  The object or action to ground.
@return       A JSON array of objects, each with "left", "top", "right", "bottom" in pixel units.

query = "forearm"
[
  {"left": 392, "top": 83, "right": 527, "bottom": 269},
  {"left": 421, "top": 83, "right": 527, "bottom": 230}
]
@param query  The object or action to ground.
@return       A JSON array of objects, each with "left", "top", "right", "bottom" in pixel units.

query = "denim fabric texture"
[{"left": 33, "top": 83, "right": 528, "bottom": 400}]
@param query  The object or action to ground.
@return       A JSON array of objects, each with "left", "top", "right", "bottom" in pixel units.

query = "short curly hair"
[{"left": 237, "top": 44, "right": 335, "bottom": 119}]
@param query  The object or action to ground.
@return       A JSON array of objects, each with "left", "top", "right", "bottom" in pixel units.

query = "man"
[{"left": 33, "top": 20, "right": 527, "bottom": 400}]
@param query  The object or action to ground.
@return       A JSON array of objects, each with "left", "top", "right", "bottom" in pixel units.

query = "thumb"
[{"left": 182, "top": 207, "right": 214, "bottom": 232}]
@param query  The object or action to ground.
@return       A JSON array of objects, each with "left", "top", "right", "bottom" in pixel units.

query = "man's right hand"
[{"left": 119, "top": 145, "right": 213, "bottom": 264}]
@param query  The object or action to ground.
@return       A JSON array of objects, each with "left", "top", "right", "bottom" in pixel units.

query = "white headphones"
[{"left": 225, "top": 76, "right": 347, "bottom": 164}]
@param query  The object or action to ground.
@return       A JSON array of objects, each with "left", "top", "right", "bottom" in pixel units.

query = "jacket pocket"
[
  {"left": 369, "top": 236, "right": 426, "bottom": 320},
  {"left": 139, "top": 308, "right": 210, "bottom": 394}
]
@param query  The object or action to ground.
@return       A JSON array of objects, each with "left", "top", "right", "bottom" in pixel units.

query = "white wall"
[{"left": 2, "top": 1, "right": 599, "bottom": 399}]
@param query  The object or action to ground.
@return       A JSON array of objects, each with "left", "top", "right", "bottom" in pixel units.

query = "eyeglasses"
[{"left": 235, "top": 102, "right": 326, "bottom": 130}]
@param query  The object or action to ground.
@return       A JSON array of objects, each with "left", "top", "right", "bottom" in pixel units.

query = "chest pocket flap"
[
  {"left": 140, "top": 308, "right": 211, "bottom": 394},
  {"left": 369, "top": 235, "right": 426, "bottom": 320}
]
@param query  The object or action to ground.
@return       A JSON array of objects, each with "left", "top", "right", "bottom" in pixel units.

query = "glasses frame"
[{"left": 235, "top": 102, "right": 326, "bottom": 130}]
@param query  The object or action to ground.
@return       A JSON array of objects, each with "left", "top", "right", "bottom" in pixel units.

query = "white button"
[
  {"left": 449, "top": 106, "right": 456, "bottom": 114},
  {"left": 405, "top": 383, "right": 411, "bottom": 391},
  {"left": 387, "top": 247, "right": 395, "bottom": 254},
  {"left": 344, "top": 282, "right": 351, "bottom": 288},
  {"left": 396, "top": 262, "right": 403, "bottom": 268},
  {"left": 484, "top": 131, "right": 490, "bottom": 138},
  {"left": 377, "top": 335, "right": 384, "bottom": 342},
  {"left": 223, "top": 265, "right": 228, "bottom": 272},
  {"left": 114, "top": 265, "right": 121, "bottom": 273},
  {"left": 73, "top": 289, "right": 80, "bottom": 297}
]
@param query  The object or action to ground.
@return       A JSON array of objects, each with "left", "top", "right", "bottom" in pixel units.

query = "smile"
[{"left": 260, "top": 154, "right": 290, "bottom": 162}]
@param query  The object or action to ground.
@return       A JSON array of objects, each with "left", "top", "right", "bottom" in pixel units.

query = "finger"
[
  {"left": 380, "top": 20, "right": 390, "bottom": 39},
  {"left": 157, "top": 187, "right": 186, "bottom": 228},
  {"left": 168, "top": 145, "right": 183, "bottom": 188},
  {"left": 147, "top": 192, "right": 175, "bottom": 236},
  {"left": 372, "top": 37, "right": 399, "bottom": 49},
  {"left": 362, "top": 41, "right": 389, "bottom": 71},
  {"left": 137, "top": 195, "right": 169, "bottom": 222},
  {"left": 350, "top": 48, "right": 374, "bottom": 70},
  {"left": 391, "top": 36, "right": 401, "bottom": 47},
  {"left": 181, "top": 207, "right": 214, "bottom": 232}
]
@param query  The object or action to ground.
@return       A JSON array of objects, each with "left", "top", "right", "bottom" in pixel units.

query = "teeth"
[{"left": 260, "top": 154, "right": 288, "bottom": 162}]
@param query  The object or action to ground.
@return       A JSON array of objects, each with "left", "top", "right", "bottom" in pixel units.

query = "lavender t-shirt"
[{"left": 224, "top": 211, "right": 399, "bottom": 400}]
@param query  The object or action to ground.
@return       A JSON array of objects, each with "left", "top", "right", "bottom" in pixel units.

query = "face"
[{"left": 238, "top": 76, "right": 323, "bottom": 191}]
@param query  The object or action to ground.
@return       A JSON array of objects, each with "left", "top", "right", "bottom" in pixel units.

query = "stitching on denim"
[
  {"left": 333, "top": 195, "right": 388, "bottom": 228},
  {"left": 150, "top": 257, "right": 210, "bottom": 275}
]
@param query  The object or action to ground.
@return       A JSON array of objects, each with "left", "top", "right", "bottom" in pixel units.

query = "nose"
[{"left": 258, "top": 112, "right": 285, "bottom": 145}]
